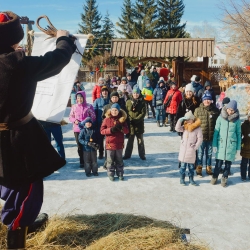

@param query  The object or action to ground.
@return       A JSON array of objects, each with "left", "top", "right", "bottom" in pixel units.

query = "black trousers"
[
  {"left": 74, "top": 132, "right": 83, "bottom": 164},
  {"left": 240, "top": 157, "right": 250, "bottom": 179},
  {"left": 169, "top": 113, "right": 176, "bottom": 130},
  {"left": 124, "top": 134, "right": 145, "bottom": 158},
  {"left": 145, "top": 100, "right": 155, "bottom": 117},
  {"left": 213, "top": 159, "right": 231, "bottom": 178},
  {"left": 83, "top": 151, "right": 98, "bottom": 174}
]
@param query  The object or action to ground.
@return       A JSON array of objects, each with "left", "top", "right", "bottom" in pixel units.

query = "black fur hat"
[{"left": 0, "top": 11, "right": 24, "bottom": 46}]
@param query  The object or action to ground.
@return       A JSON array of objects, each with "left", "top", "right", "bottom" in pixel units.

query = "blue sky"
[{"left": 1, "top": 0, "right": 223, "bottom": 34}]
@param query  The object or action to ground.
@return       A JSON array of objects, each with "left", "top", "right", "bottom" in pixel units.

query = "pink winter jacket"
[
  {"left": 69, "top": 91, "right": 96, "bottom": 133},
  {"left": 175, "top": 118, "right": 203, "bottom": 164}
]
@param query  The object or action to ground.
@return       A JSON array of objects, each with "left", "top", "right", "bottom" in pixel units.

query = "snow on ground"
[{"left": 4, "top": 82, "right": 250, "bottom": 249}]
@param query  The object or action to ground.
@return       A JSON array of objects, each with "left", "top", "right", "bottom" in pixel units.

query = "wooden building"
[{"left": 111, "top": 38, "right": 215, "bottom": 86}]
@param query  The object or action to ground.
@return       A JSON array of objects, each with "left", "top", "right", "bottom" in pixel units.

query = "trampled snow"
[{"left": 3, "top": 82, "right": 250, "bottom": 250}]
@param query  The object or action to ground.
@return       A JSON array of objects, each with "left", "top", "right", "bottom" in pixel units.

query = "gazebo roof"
[{"left": 111, "top": 38, "right": 215, "bottom": 58}]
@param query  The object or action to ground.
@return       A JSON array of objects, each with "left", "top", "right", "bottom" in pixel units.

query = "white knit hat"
[
  {"left": 184, "top": 111, "right": 195, "bottom": 120},
  {"left": 185, "top": 83, "right": 195, "bottom": 93},
  {"left": 190, "top": 75, "right": 197, "bottom": 82}
]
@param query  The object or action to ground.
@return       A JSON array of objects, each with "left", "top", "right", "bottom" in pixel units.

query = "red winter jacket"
[
  {"left": 164, "top": 88, "right": 182, "bottom": 114},
  {"left": 100, "top": 109, "right": 129, "bottom": 150},
  {"left": 92, "top": 84, "right": 102, "bottom": 103},
  {"left": 159, "top": 68, "right": 169, "bottom": 81}
]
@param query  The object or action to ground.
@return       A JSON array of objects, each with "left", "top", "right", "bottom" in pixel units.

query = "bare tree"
[
  {"left": 221, "top": 0, "right": 250, "bottom": 64},
  {"left": 190, "top": 21, "right": 221, "bottom": 41}
]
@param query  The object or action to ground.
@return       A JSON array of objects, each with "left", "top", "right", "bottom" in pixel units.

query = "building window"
[{"left": 214, "top": 59, "right": 218, "bottom": 64}]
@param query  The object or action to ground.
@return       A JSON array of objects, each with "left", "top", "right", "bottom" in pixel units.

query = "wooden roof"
[{"left": 111, "top": 38, "right": 215, "bottom": 58}]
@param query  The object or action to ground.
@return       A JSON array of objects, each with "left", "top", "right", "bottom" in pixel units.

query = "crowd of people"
[
  {"left": 68, "top": 67, "right": 249, "bottom": 189},
  {"left": 0, "top": 11, "right": 249, "bottom": 249}
]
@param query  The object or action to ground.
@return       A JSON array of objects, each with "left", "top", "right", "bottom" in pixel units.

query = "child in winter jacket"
[
  {"left": 175, "top": 111, "right": 203, "bottom": 186},
  {"left": 69, "top": 91, "right": 96, "bottom": 167},
  {"left": 117, "top": 77, "right": 133, "bottom": 101},
  {"left": 141, "top": 80, "right": 155, "bottom": 118},
  {"left": 78, "top": 117, "right": 99, "bottom": 177},
  {"left": 240, "top": 112, "right": 250, "bottom": 181},
  {"left": 211, "top": 100, "right": 241, "bottom": 187},
  {"left": 100, "top": 103, "right": 129, "bottom": 181},
  {"left": 194, "top": 92, "right": 220, "bottom": 176},
  {"left": 92, "top": 77, "right": 105, "bottom": 102}
]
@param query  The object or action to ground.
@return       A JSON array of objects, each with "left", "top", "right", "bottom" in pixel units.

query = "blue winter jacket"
[
  {"left": 93, "top": 96, "right": 110, "bottom": 129},
  {"left": 152, "top": 84, "right": 167, "bottom": 110},
  {"left": 191, "top": 81, "right": 203, "bottom": 97},
  {"left": 78, "top": 127, "right": 97, "bottom": 152}
]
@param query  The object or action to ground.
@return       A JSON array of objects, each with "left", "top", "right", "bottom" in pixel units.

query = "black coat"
[
  {"left": 0, "top": 37, "right": 76, "bottom": 187},
  {"left": 175, "top": 96, "right": 201, "bottom": 122}
]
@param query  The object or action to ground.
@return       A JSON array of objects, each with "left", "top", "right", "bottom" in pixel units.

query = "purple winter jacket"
[
  {"left": 175, "top": 118, "right": 203, "bottom": 164},
  {"left": 69, "top": 90, "right": 96, "bottom": 132}
]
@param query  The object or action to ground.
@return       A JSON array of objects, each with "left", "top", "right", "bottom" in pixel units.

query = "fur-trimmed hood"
[
  {"left": 184, "top": 118, "right": 201, "bottom": 132},
  {"left": 105, "top": 108, "right": 127, "bottom": 123},
  {"left": 221, "top": 106, "right": 240, "bottom": 122}
]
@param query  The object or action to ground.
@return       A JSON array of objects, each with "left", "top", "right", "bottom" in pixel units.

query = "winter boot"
[
  {"left": 7, "top": 227, "right": 27, "bottom": 249},
  {"left": 157, "top": 121, "right": 160, "bottom": 127},
  {"left": 27, "top": 213, "right": 48, "bottom": 234},
  {"left": 119, "top": 176, "right": 124, "bottom": 181},
  {"left": 196, "top": 165, "right": 203, "bottom": 177},
  {"left": 221, "top": 176, "right": 228, "bottom": 187},
  {"left": 109, "top": 176, "right": 114, "bottom": 181},
  {"left": 210, "top": 176, "right": 218, "bottom": 185},
  {"left": 189, "top": 176, "right": 197, "bottom": 186},
  {"left": 206, "top": 166, "right": 213, "bottom": 175},
  {"left": 180, "top": 174, "right": 186, "bottom": 186}
]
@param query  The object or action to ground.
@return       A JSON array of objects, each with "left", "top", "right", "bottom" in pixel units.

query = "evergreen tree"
[
  {"left": 99, "top": 11, "right": 115, "bottom": 45},
  {"left": 79, "top": 0, "right": 102, "bottom": 40},
  {"left": 157, "top": 0, "right": 187, "bottom": 38},
  {"left": 134, "top": 0, "right": 158, "bottom": 39},
  {"left": 116, "top": 0, "right": 136, "bottom": 39}
]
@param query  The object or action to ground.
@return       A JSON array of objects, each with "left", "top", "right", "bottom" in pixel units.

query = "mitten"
[
  {"left": 115, "top": 124, "right": 122, "bottom": 131},
  {"left": 92, "top": 143, "right": 99, "bottom": 150},
  {"left": 111, "top": 126, "right": 118, "bottom": 133},
  {"left": 213, "top": 147, "right": 217, "bottom": 153},
  {"left": 179, "top": 117, "right": 187, "bottom": 122}
]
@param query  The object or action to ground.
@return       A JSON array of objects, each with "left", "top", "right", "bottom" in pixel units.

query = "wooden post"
[
  {"left": 202, "top": 57, "right": 209, "bottom": 84},
  {"left": 177, "top": 57, "right": 184, "bottom": 87},
  {"left": 118, "top": 57, "right": 126, "bottom": 77},
  {"left": 172, "top": 59, "right": 177, "bottom": 83},
  {"left": 173, "top": 57, "right": 184, "bottom": 87}
]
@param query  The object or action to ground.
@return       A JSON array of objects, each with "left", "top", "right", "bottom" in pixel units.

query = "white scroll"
[{"left": 31, "top": 32, "right": 88, "bottom": 123}]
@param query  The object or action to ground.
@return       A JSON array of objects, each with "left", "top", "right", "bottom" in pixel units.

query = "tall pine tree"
[
  {"left": 116, "top": 0, "right": 136, "bottom": 39},
  {"left": 157, "top": 0, "right": 187, "bottom": 38},
  {"left": 79, "top": 0, "right": 102, "bottom": 63},
  {"left": 99, "top": 11, "right": 115, "bottom": 45},
  {"left": 134, "top": 0, "right": 158, "bottom": 39},
  {"left": 79, "top": 0, "right": 102, "bottom": 40}
]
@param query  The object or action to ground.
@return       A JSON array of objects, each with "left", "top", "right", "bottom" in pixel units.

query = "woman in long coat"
[
  {"left": 0, "top": 11, "right": 76, "bottom": 248},
  {"left": 211, "top": 100, "right": 241, "bottom": 187}
]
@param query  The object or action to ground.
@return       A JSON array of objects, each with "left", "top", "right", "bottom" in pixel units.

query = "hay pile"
[{"left": 0, "top": 213, "right": 209, "bottom": 250}]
